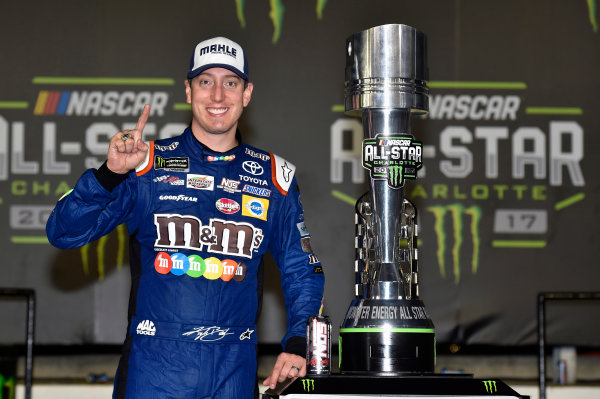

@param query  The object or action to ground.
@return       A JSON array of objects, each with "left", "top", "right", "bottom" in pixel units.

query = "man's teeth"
[{"left": 208, "top": 108, "right": 228, "bottom": 114}]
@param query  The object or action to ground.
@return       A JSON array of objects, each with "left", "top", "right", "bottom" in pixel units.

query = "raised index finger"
[{"left": 134, "top": 104, "right": 151, "bottom": 137}]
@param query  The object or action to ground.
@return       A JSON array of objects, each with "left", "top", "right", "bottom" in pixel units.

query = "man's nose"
[{"left": 211, "top": 83, "right": 224, "bottom": 102}]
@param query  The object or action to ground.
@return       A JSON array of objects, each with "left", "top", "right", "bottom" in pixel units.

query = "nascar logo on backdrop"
[{"left": 1, "top": 74, "right": 188, "bottom": 280}]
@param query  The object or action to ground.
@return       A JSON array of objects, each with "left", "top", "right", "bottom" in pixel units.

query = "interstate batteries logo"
[{"left": 362, "top": 135, "right": 422, "bottom": 189}]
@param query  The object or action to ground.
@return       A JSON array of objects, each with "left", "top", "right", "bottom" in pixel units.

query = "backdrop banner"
[{"left": 0, "top": 0, "right": 598, "bottom": 347}]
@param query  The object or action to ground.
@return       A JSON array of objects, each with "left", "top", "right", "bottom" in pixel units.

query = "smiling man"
[
  {"left": 46, "top": 36, "right": 325, "bottom": 399},
  {"left": 184, "top": 43, "right": 253, "bottom": 149}
]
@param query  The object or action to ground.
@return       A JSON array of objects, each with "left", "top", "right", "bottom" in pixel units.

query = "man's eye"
[
  {"left": 224, "top": 81, "right": 237, "bottom": 88},
  {"left": 199, "top": 80, "right": 213, "bottom": 87}
]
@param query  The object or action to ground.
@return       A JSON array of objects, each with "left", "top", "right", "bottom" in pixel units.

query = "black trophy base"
[
  {"left": 339, "top": 297, "right": 436, "bottom": 374},
  {"left": 262, "top": 374, "right": 530, "bottom": 398},
  {"left": 339, "top": 329, "right": 435, "bottom": 374}
]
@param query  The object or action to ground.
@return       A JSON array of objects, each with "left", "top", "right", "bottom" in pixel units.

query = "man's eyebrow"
[{"left": 198, "top": 72, "right": 242, "bottom": 80}]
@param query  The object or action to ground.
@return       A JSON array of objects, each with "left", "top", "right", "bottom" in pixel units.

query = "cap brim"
[{"left": 187, "top": 64, "right": 248, "bottom": 81}]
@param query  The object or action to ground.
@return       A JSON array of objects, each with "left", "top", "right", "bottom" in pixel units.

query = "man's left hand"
[{"left": 263, "top": 352, "right": 306, "bottom": 390}]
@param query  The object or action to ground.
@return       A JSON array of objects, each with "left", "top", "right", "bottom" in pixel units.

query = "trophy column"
[{"left": 339, "top": 24, "right": 435, "bottom": 375}]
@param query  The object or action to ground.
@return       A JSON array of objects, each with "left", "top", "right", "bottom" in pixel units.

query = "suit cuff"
[
  {"left": 284, "top": 336, "right": 306, "bottom": 358},
  {"left": 93, "top": 161, "right": 129, "bottom": 192}
]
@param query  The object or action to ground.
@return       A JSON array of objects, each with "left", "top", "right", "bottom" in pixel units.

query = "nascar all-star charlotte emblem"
[{"left": 362, "top": 134, "right": 423, "bottom": 189}]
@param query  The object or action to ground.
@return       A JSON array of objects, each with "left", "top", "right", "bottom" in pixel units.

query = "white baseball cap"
[{"left": 187, "top": 37, "right": 249, "bottom": 81}]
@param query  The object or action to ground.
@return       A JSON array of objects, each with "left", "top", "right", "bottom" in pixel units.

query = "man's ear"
[
  {"left": 243, "top": 82, "right": 254, "bottom": 107},
  {"left": 184, "top": 79, "right": 192, "bottom": 104}
]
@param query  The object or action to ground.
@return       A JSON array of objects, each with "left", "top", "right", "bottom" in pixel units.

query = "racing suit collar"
[{"left": 184, "top": 126, "right": 243, "bottom": 161}]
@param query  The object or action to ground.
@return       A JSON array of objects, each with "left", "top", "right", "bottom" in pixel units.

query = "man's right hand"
[{"left": 107, "top": 104, "right": 151, "bottom": 174}]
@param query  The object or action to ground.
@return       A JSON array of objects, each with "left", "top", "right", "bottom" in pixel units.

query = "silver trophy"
[{"left": 339, "top": 24, "right": 435, "bottom": 374}]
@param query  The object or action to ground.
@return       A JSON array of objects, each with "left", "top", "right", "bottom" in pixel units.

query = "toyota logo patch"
[{"left": 242, "top": 161, "right": 264, "bottom": 175}]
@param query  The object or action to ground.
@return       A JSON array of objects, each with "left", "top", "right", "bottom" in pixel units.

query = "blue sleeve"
[
  {"left": 46, "top": 168, "right": 138, "bottom": 249},
  {"left": 269, "top": 176, "right": 325, "bottom": 353}
]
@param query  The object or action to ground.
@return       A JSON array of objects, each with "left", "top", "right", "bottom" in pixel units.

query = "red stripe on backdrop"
[{"left": 44, "top": 91, "right": 60, "bottom": 114}]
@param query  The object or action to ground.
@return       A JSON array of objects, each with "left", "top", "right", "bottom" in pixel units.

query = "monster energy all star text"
[{"left": 362, "top": 135, "right": 422, "bottom": 189}]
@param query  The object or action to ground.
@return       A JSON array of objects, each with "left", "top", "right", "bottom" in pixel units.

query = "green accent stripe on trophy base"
[
  {"left": 339, "top": 335, "right": 342, "bottom": 368},
  {"left": 340, "top": 328, "right": 435, "bottom": 334}
]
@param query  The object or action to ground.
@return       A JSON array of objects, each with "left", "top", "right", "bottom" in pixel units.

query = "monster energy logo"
[
  {"left": 362, "top": 135, "right": 422, "bottom": 189},
  {"left": 587, "top": 0, "right": 598, "bottom": 32},
  {"left": 0, "top": 373, "right": 15, "bottom": 399},
  {"left": 234, "top": 0, "right": 329, "bottom": 43},
  {"left": 388, "top": 165, "right": 404, "bottom": 187},
  {"left": 154, "top": 156, "right": 189, "bottom": 172},
  {"left": 234, "top": 0, "right": 595, "bottom": 43},
  {"left": 427, "top": 204, "right": 482, "bottom": 284},
  {"left": 482, "top": 380, "right": 497, "bottom": 394},
  {"left": 301, "top": 378, "right": 315, "bottom": 392},
  {"left": 80, "top": 223, "right": 127, "bottom": 280}
]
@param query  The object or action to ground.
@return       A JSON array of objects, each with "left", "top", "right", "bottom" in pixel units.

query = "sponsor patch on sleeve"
[
  {"left": 296, "top": 221, "right": 309, "bottom": 236},
  {"left": 270, "top": 153, "right": 296, "bottom": 195}
]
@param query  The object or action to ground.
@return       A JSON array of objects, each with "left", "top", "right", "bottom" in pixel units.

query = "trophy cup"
[
  {"left": 339, "top": 23, "right": 435, "bottom": 374},
  {"left": 264, "top": 24, "right": 530, "bottom": 399}
]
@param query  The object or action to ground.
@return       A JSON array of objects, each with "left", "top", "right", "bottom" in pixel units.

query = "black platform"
[{"left": 262, "top": 374, "right": 530, "bottom": 398}]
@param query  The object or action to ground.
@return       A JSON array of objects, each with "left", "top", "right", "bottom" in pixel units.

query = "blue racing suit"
[{"left": 46, "top": 127, "right": 325, "bottom": 398}]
